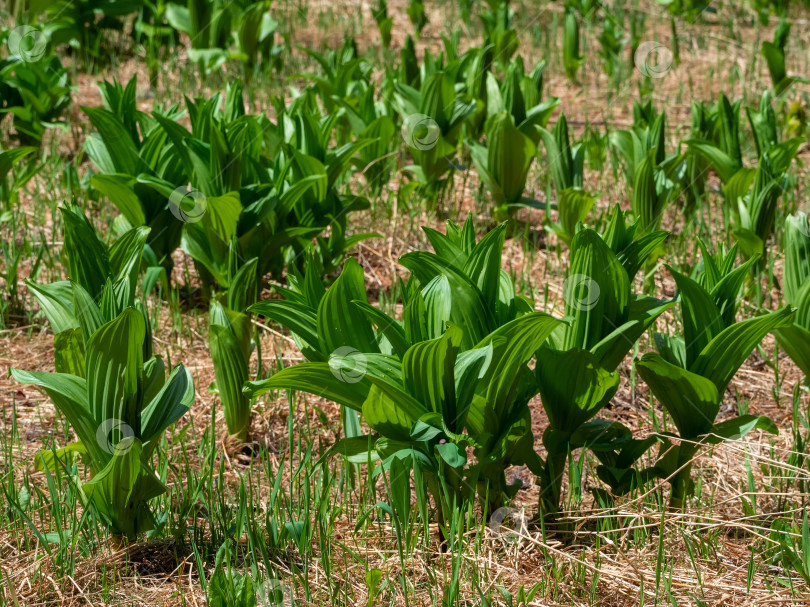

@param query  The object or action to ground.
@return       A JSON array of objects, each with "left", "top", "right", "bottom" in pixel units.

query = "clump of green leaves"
[
  {"left": 637, "top": 243, "right": 791, "bottom": 508},
  {"left": 0, "top": 55, "right": 71, "bottom": 146},
  {"left": 773, "top": 212, "right": 810, "bottom": 378},
  {"left": 12, "top": 308, "right": 194, "bottom": 540},
  {"left": 539, "top": 114, "right": 596, "bottom": 245},
  {"left": 246, "top": 218, "right": 555, "bottom": 528},
  {"left": 209, "top": 255, "right": 258, "bottom": 441},
  {"left": 394, "top": 71, "right": 477, "bottom": 195},
  {"left": 761, "top": 19, "right": 808, "bottom": 95},
  {"left": 534, "top": 208, "right": 671, "bottom": 517},
  {"left": 25, "top": 204, "right": 154, "bottom": 376},
  {"left": 562, "top": 8, "right": 583, "bottom": 81}
]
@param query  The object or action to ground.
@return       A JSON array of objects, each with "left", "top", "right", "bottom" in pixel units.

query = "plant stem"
[{"left": 668, "top": 442, "right": 698, "bottom": 510}]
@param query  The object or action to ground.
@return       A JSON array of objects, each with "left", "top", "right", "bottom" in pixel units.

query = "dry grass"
[{"left": 2, "top": 0, "right": 810, "bottom": 605}]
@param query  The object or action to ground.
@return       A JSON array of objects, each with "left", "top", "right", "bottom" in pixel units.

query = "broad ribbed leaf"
[
  {"left": 686, "top": 139, "right": 739, "bottom": 184},
  {"left": 671, "top": 269, "right": 723, "bottom": 368},
  {"left": 463, "top": 222, "right": 507, "bottom": 311},
  {"left": 631, "top": 149, "right": 661, "bottom": 232},
  {"left": 53, "top": 329, "right": 86, "bottom": 377},
  {"left": 617, "top": 230, "right": 668, "bottom": 280},
  {"left": 709, "top": 254, "right": 758, "bottom": 327},
  {"left": 636, "top": 353, "right": 720, "bottom": 438},
  {"left": 243, "top": 363, "right": 369, "bottom": 411},
  {"left": 691, "top": 306, "right": 794, "bottom": 393},
  {"left": 467, "top": 312, "right": 563, "bottom": 437},
  {"left": 140, "top": 364, "right": 193, "bottom": 447},
  {"left": 591, "top": 299, "right": 675, "bottom": 370},
  {"left": 250, "top": 300, "right": 322, "bottom": 361},
  {"left": 554, "top": 187, "right": 595, "bottom": 245},
  {"left": 783, "top": 213, "right": 810, "bottom": 307},
  {"left": 90, "top": 174, "right": 147, "bottom": 227},
  {"left": 400, "top": 251, "right": 494, "bottom": 348},
  {"left": 210, "top": 302, "right": 252, "bottom": 439},
  {"left": 9, "top": 369, "right": 104, "bottom": 465},
  {"left": 536, "top": 347, "right": 620, "bottom": 433},
  {"left": 423, "top": 226, "right": 467, "bottom": 268},
  {"left": 564, "top": 229, "right": 629, "bottom": 350},
  {"left": 774, "top": 323, "right": 810, "bottom": 378},
  {"left": 85, "top": 309, "right": 144, "bottom": 436},
  {"left": 83, "top": 438, "right": 165, "bottom": 539},
  {"left": 420, "top": 275, "right": 453, "bottom": 341},
  {"left": 402, "top": 326, "right": 462, "bottom": 430},
  {"left": 486, "top": 112, "right": 535, "bottom": 204},
  {"left": 362, "top": 382, "right": 428, "bottom": 443},
  {"left": 317, "top": 258, "right": 379, "bottom": 355},
  {"left": 352, "top": 301, "right": 409, "bottom": 358},
  {"left": 26, "top": 280, "right": 78, "bottom": 334},
  {"left": 706, "top": 415, "right": 778, "bottom": 444},
  {"left": 109, "top": 226, "right": 150, "bottom": 302},
  {"left": 61, "top": 205, "right": 111, "bottom": 301},
  {"left": 71, "top": 281, "right": 105, "bottom": 343},
  {"left": 82, "top": 107, "right": 143, "bottom": 175}
]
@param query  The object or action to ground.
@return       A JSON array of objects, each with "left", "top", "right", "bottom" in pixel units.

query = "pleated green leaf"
[
  {"left": 352, "top": 301, "right": 409, "bottom": 359},
  {"left": 250, "top": 299, "right": 322, "bottom": 361},
  {"left": 466, "top": 312, "right": 563, "bottom": 437},
  {"left": 317, "top": 258, "right": 379, "bottom": 355},
  {"left": 210, "top": 301, "right": 252, "bottom": 439},
  {"left": 61, "top": 205, "right": 111, "bottom": 301},
  {"left": 243, "top": 363, "right": 369, "bottom": 412},
  {"left": 140, "top": 364, "right": 193, "bottom": 448},
  {"left": 362, "top": 382, "right": 428, "bottom": 443},
  {"left": 636, "top": 353, "right": 720, "bottom": 438},
  {"left": 564, "top": 229, "right": 630, "bottom": 351},
  {"left": 9, "top": 369, "right": 105, "bottom": 465},
  {"left": 402, "top": 326, "right": 462, "bottom": 430},
  {"left": 85, "top": 308, "right": 145, "bottom": 437},
  {"left": 26, "top": 280, "right": 78, "bottom": 334},
  {"left": 486, "top": 112, "right": 536, "bottom": 204},
  {"left": 83, "top": 438, "right": 165, "bottom": 539},
  {"left": 670, "top": 269, "right": 723, "bottom": 368},
  {"left": 691, "top": 306, "right": 794, "bottom": 394},
  {"left": 536, "top": 347, "right": 620, "bottom": 433}
]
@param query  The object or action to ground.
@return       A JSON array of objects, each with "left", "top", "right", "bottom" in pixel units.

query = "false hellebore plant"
[
  {"left": 245, "top": 218, "right": 558, "bottom": 536},
  {"left": 12, "top": 309, "right": 194, "bottom": 541},
  {"left": 209, "top": 251, "right": 259, "bottom": 442},
  {"left": 13, "top": 205, "right": 193, "bottom": 541},
  {"left": 773, "top": 212, "right": 810, "bottom": 378},
  {"left": 636, "top": 242, "right": 793, "bottom": 508},
  {"left": 534, "top": 207, "right": 672, "bottom": 518},
  {"left": 25, "top": 204, "right": 154, "bottom": 376}
]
